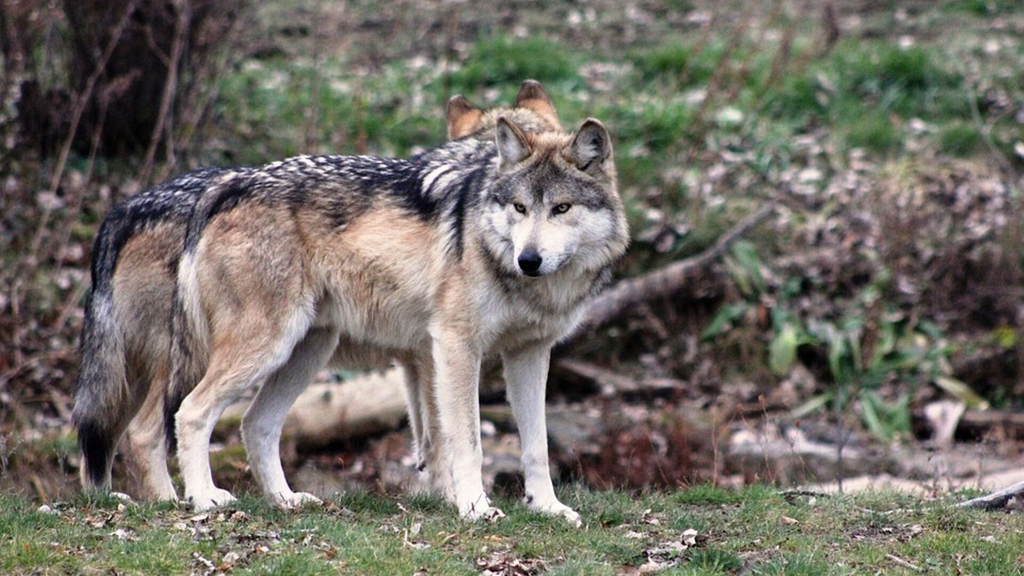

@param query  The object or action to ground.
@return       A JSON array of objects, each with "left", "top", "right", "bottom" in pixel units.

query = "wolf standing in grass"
[
  {"left": 166, "top": 81, "right": 628, "bottom": 523},
  {"left": 71, "top": 91, "right": 495, "bottom": 500}
]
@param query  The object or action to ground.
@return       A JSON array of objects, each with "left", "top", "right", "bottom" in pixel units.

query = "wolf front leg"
[
  {"left": 503, "top": 344, "right": 582, "bottom": 527},
  {"left": 431, "top": 331, "right": 497, "bottom": 521}
]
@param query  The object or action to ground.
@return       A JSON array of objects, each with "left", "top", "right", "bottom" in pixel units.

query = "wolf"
[
  {"left": 72, "top": 86, "right": 525, "bottom": 501},
  {"left": 166, "top": 82, "right": 629, "bottom": 524}
]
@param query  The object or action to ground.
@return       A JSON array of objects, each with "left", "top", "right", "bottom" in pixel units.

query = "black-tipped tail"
[
  {"left": 73, "top": 217, "right": 132, "bottom": 491},
  {"left": 77, "top": 419, "right": 115, "bottom": 488}
]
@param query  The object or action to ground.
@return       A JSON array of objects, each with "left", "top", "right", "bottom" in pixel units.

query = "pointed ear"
[
  {"left": 446, "top": 95, "right": 484, "bottom": 140},
  {"left": 495, "top": 116, "right": 531, "bottom": 169},
  {"left": 514, "top": 79, "right": 560, "bottom": 129},
  {"left": 569, "top": 118, "right": 612, "bottom": 174}
]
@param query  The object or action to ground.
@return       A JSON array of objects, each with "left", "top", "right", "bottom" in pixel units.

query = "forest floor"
[
  {"left": 4, "top": 487, "right": 1024, "bottom": 576},
  {"left": 1, "top": 0, "right": 1023, "bottom": 565}
]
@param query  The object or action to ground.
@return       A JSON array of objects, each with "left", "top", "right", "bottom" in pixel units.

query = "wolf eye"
[
  {"left": 552, "top": 203, "right": 572, "bottom": 215},
  {"left": 513, "top": 202, "right": 527, "bottom": 214}
]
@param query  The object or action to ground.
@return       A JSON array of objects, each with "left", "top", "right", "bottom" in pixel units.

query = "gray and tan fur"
[
  {"left": 73, "top": 82, "right": 563, "bottom": 502},
  {"left": 72, "top": 86, "right": 543, "bottom": 500},
  {"left": 74, "top": 167, "right": 231, "bottom": 500},
  {"left": 166, "top": 81, "right": 629, "bottom": 523}
]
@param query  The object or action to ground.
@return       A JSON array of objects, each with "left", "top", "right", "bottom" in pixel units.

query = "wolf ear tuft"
[
  {"left": 496, "top": 116, "right": 531, "bottom": 169},
  {"left": 569, "top": 118, "right": 612, "bottom": 174},
  {"left": 514, "top": 80, "right": 560, "bottom": 129},
  {"left": 446, "top": 95, "right": 484, "bottom": 140}
]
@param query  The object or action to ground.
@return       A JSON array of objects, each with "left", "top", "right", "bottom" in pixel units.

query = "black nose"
[{"left": 518, "top": 249, "right": 542, "bottom": 275}]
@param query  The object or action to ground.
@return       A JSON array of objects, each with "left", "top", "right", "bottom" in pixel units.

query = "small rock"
[{"left": 480, "top": 420, "right": 497, "bottom": 438}]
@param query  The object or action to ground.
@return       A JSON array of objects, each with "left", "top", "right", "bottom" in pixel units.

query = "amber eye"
[
  {"left": 553, "top": 203, "right": 571, "bottom": 215},
  {"left": 514, "top": 203, "right": 527, "bottom": 214}
]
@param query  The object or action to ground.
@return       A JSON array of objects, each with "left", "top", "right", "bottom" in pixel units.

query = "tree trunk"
[{"left": 16, "top": 0, "right": 240, "bottom": 157}]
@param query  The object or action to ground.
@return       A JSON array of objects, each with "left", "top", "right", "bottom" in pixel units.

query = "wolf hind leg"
[
  {"left": 176, "top": 311, "right": 313, "bottom": 511},
  {"left": 241, "top": 327, "right": 339, "bottom": 510},
  {"left": 123, "top": 365, "right": 177, "bottom": 501},
  {"left": 398, "top": 359, "right": 426, "bottom": 470},
  {"left": 402, "top": 353, "right": 452, "bottom": 499}
]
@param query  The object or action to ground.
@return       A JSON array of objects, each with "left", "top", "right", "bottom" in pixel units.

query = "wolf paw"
[
  {"left": 274, "top": 491, "right": 322, "bottom": 510},
  {"left": 188, "top": 488, "right": 237, "bottom": 511},
  {"left": 528, "top": 499, "right": 582, "bottom": 528}
]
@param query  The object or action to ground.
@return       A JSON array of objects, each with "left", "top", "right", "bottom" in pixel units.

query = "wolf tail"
[{"left": 73, "top": 218, "right": 130, "bottom": 490}]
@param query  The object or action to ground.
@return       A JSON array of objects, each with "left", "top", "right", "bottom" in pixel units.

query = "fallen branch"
[
  {"left": 913, "top": 408, "right": 1024, "bottom": 441},
  {"left": 569, "top": 202, "right": 777, "bottom": 338},
  {"left": 957, "top": 479, "right": 1024, "bottom": 510},
  {"left": 553, "top": 359, "right": 684, "bottom": 398},
  {"left": 261, "top": 203, "right": 776, "bottom": 446},
  {"left": 886, "top": 553, "right": 921, "bottom": 572}
]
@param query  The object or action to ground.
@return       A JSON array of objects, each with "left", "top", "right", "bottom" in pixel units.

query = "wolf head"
[{"left": 482, "top": 113, "right": 628, "bottom": 278}]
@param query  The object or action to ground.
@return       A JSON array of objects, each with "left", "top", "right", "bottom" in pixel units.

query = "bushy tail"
[{"left": 73, "top": 220, "right": 130, "bottom": 489}]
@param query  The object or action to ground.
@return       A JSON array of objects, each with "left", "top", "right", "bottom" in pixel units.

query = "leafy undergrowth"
[{"left": 2, "top": 487, "right": 1022, "bottom": 575}]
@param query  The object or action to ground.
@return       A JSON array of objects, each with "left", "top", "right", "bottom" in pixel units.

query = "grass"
[
  {"left": 938, "top": 122, "right": 984, "bottom": 156},
  {"left": 4, "top": 3, "right": 1024, "bottom": 571},
  {"left": 1, "top": 487, "right": 1022, "bottom": 575}
]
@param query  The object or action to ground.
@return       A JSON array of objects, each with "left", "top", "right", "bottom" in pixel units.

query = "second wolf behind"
[{"left": 166, "top": 83, "right": 629, "bottom": 523}]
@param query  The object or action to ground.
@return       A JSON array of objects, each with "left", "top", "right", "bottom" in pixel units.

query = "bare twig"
[
  {"left": 958, "top": 479, "right": 1024, "bottom": 510},
  {"left": 303, "top": 11, "right": 325, "bottom": 155},
  {"left": 725, "top": 0, "right": 784, "bottom": 105},
  {"left": 23, "top": 0, "right": 139, "bottom": 266},
  {"left": 159, "top": 9, "right": 243, "bottom": 180},
  {"left": 45, "top": 94, "right": 109, "bottom": 278},
  {"left": 568, "top": 202, "right": 777, "bottom": 338},
  {"left": 139, "top": 0, "right": 189, "bottom": 187},
  {"left": 30, "top": 474, "right": 48, "bottom": 502},
  {"left": 688, "top": 2, "right": 754, "bottom": 132},
  {"left": 886, "top": 554, "right": 921, "bottom": 572},
  {"left": 964, "top": 77, "right": 1016, "bottom": 177},
  {"left": 752, "top": 4, "right": 798, "bottom": 109}
]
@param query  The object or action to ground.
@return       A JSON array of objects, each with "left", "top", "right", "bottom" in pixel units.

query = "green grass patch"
[
  {"left": 447, "top": 36, "right": 578, "bottom": 93},
  {"left": 844, "top": 110, "right": 903, "bottom": 154},
  {"left": 631, "top": 42, "right": 716, "bottom": 85},
  {"left": 2, "top": 488, "right": 1024, "bottom": 575},
  {"left": 938, "top": 122, "right": 984, "bottom": 156},
  {"left": 943, "top": 0, "right": 1021, "bottom": 16}
]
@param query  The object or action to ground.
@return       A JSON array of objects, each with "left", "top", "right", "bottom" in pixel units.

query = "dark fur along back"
[
  {"left": 163, "top": 144, "right": 499, "bottom": 448},
  {"left": 74, "top": 168, "right": 228, "bottom": 488}
]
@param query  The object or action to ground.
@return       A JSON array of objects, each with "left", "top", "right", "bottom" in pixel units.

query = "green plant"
[{"left": 702, "top": 243, "right": 975, "bottom": 442}]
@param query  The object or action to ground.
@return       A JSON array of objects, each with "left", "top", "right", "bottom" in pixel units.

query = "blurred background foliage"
[{"left": 1, "top": 0, "right": 1022, "bottom": 495}]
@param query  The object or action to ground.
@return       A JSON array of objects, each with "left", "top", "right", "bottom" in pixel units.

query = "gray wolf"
[
  {"left": 72, "top": 88, "right": 508, "bottom": 500},
  {"left": 166, "top": 80, "right": 629, "bottom": 524}
]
